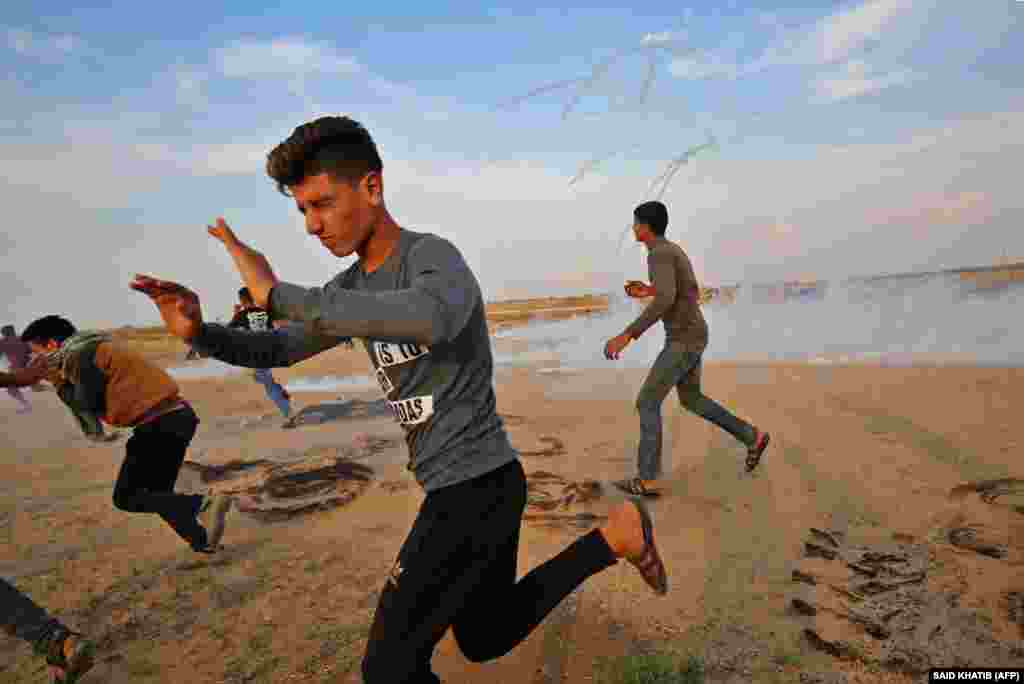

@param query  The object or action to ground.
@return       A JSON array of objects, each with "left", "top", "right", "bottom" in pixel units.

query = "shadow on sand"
[{"left": 283, "top": 398, "right": 393, "bottom": 429}]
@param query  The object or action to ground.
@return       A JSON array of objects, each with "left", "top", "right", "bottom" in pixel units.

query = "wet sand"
[{"left": 1, "top": 339, "right": 1022, "bottom": 683}]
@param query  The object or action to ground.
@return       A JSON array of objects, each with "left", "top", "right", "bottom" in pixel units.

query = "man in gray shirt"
[
  {"left": 130, "top": 115, "right": 670, "bottom": 683},
  {"left": 604, "top": 201, "right": 770, "bottom": 497}
]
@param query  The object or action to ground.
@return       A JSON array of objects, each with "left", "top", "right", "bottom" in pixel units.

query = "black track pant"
[
  {"left": 112, "top": 407, "right": 207, "bottom": 550},
  {"left": 361, "top": 458, "right": 619, "bottom": 683},
  {"left": 0, "top": 577, "right": 67, "bottom": 657}
]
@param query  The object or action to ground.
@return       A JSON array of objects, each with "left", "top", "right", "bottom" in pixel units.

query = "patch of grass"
[
  {"left": 595, "top": 652, "right": 704, "bottom": 684},
  {"left": 125, "top": 655, "right": 163, "bottom": 679},
  {"left": 678, "top": 656, "right": 705, "bottom": 684},
  {"left": 223, "top": 625, "right": 282, "bottom": 684},
  {"left": 843, "top": 639, "right": 868, "bottom": 662},
  {"left": 249, "top": 626, "right": 272, "bottom": 652},
  {"left": 300, "top": 623, "right": 368, "bottom": 680},
  {"left": 208, "top": 620, "right": 227, "bottom": 641},
  {"left": 974, "top": 609, "right": 995, "bottom": 627},
  {"left": 112, "top": 640, "right": 166, "bottom": 682},
  {"left": 223, "top": 653, "right": 283, "bottom": 684},
  {"left": 773, "top": 652, "right": 801, "bottom": 668},
  {"left": 0, "top": 657, "right": 47, "bottom": 684}
]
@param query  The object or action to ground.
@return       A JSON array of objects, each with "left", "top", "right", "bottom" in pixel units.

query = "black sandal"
[{"left": 746, "top": 430, "right": 770, "bottom": 472}]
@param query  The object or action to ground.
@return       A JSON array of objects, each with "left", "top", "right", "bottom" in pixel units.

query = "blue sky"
[{"left": 2, "top": 0, "right": 1023, "bottom": 327}]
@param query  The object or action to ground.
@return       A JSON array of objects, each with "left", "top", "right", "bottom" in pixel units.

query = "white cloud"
[
  {"left": 196, "top": 142, "right": 275, "bottom": 176},
  {"left": 812, "top": 0, "right": 915, "bottom": 65},
  {"left": 667, "top": 0, "right": 929, "bottom": 92},
  {"left": 667, "top": 52, "right": 740, "bottom": 80},
  {"left": 134, "top": 139, "right": 280, "bottom": 176},
  {"left": 812, "top": 59, "right": 915, "bottom": 102},
  {"left": 641, "top": 31, "right": 685, "bottom": 46},
  {"left": 166, "top": 36, "right": 370, "bottom": 110},
  {"left": 214, "top": 37, "right": 360, "bottom": 79},
  {"left": 174, "top": 67, "right": 208, "bottom": 108},
  {"left": 1, "top": 141, "right": 174, "bottom": 209},
  {"left": 3, "top": 27, "right": 82, "bottom": 62}
]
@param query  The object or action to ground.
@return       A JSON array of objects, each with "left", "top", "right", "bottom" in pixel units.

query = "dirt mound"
[
  {"left": 523, "top": 470, "right": 607, "bottom": 529},
  {"left": 282, "top": 398, "right": 394, "bottom": 429},
  {"left": 1005, "top": 591, "right": 1024, "bottom": 638},
  {"left": 791, "top": 528, "right": 1024, "bottom": 674},
  {"left": 520, "top": 436, "right": 568, "bottom": 458},
  {"left": 950, "top": 478, "right": 1024, "bottom": 516},
  {"left": 184, "top": 448, "right": 374, "bottom": 522}
]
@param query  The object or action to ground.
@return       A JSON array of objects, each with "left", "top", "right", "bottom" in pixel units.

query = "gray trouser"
[
  {"left": 253, "top": 368, "right": 291, "bottom": 418},
  {"left": 1, "top": 577, "right": 67, "bottom": 653},
  {"left": 636, "top": 344, "right": 756, "bottom": 480}
]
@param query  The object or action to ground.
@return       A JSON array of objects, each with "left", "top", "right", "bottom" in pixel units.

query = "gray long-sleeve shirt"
[
  {"left": 191, "top": 228, "right": 518, "bottom": 492},
  {"left": 625, "top": 237, "right": 709, "bottom": 350}
]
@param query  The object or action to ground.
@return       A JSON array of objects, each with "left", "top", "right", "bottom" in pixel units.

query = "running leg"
[
  {"left": 254, "top": 368, "right": 291, "bottom": 417},
  {"left": 6, "top": 387, "right": 30, "bottom": 412},
  {"left": 361, "top": 460, "right": 618, "bottom": 682},
  {"left": 635, "top": 346, "right": 695, "bottom": 480},
  {"left": 1, "top": 576, "right": 64, "bottom": 648},
  {"left": 112, "top": 409, "right": 208, "bottom": 549},
  {"left": 674, "top": 355, "right": 757, "bottom": 447}
]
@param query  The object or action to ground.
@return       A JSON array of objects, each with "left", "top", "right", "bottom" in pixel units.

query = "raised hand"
[
  {"left": 206, "top": 216, "right": 278, "bottom": 308},
  {"left": 129, "top": 274, "right": 204, "bottom": 341},
  {"left": 207, "top": 217, "right": 240, "bottom": 247},
  {"left": 624, "top": 281, "right": 651, "bottom": 299}
]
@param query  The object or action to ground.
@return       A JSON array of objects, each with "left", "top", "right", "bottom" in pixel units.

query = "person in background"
[
  {"left": 228, "top": 287, "right": 293, "bottom": 421},
  {"left": 0, "top": 324, "right": 35, "bottom": 413},
  {"left": 604, "top": 201, "right": 770, "bottom": 497},
  {"left": 0, "top": 315, "right": 234, "bottom": 553}
]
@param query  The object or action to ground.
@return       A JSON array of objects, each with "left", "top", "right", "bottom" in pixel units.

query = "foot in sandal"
[
  {"left": 598, "top": 498, "right": 668, "bottom": 595},
  {"left": 612, "top": 477, "right": 662, "bottom": 498},
  {"left": 745, "top": 429, "right": 770, "bottom": 473}
]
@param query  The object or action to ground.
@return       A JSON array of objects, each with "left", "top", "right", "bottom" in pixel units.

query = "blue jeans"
[
  {"left": 1, "top": 577, "right": 67, "bottom": 654},
  {"left": 253, "top": 368, "right": 291, "bottom": 417},
  {"left": 636, "top": 343, "right": 756, "bottom": 480}
]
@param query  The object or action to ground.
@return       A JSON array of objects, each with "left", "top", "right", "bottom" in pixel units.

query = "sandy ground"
[{"left": 2, "top": 336, "right": 1023, "bottom": 683}]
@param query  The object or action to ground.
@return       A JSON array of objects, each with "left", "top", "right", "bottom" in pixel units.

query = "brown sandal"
[
  {"left": 624, "top": 498, "right": 668, "bottom": 595},
  {"left": 746, "top": 430, "right": 770, "bottom": 472},
  {"left": 45, "top": 632, "right": 95, "bottom": 683},
  {"left": 613, "top": 477, "right": 660, "bottom": 498}
]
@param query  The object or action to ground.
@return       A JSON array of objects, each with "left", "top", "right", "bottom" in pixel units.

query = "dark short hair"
[
  {"left": 21, "top": 315, "right": 77, "bottom": 345},
  {"left": 238, "top": 287, "right": 252, "bottom": 302},
  {"left": 266, "top": 116, "right": 383, "bottom": 196},
  {"left": 634, "top": 201, "right": 669, "bottom": 236},
  {"left": 1, "top": 325, "right": 14, "bottom": 337}
]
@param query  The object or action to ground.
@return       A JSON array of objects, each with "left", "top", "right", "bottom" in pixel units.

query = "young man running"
[
  {"left": 1, "top": 324, "right": 35, "bottom": 413},
  {"left": 604, "top": 201, "right": 770, "bottom": 497},
  {"left": 0, "top": 316, "right": 233, "bottom": 553},
  {"left": 228, "top": 287, "right": 293, "bottom": 420},
  {"left": 131, "top": 115, "right": 669, "bottom": 683},
  {"left": 1, "top": 577, "right": 94, "bottom": 683}
]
